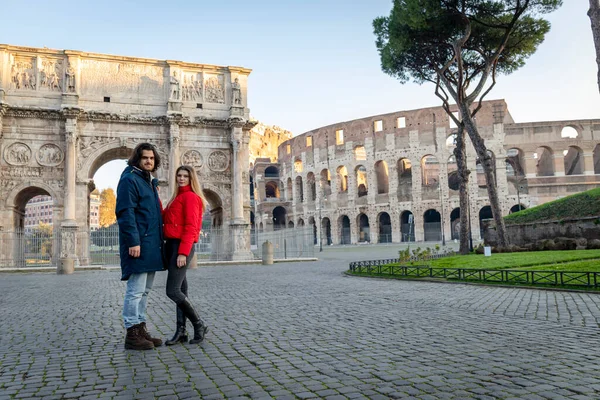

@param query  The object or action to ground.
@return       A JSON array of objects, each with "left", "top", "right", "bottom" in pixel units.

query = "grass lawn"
[{"left": 393, "top": 250, "right": 600, "bottom": 271}]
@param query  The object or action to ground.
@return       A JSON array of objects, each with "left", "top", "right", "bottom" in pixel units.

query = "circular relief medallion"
[
  {"left": 37, "top": 143, "right": 64, "bottom": 166},
  {"left": 4, "top": 142, "right": 32, "bottom": 166},
  {"left": 207, "top": 150, "right": 229, "bottom": 172},
  {"left": 181, "top": 150, "right": 203, "bottom": 168}
]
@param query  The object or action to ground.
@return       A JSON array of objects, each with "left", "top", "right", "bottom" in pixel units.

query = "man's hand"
[
  {"left": 129, "top": 245, "right": 141, "bottom": 258},
  {"left": 177, "top": 255, "right": 187, "bottom": 268}
]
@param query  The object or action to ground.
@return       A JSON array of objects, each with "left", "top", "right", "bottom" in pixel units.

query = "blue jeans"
[{"left": 123, "top": 272, "right": 155, "bottom": 329}]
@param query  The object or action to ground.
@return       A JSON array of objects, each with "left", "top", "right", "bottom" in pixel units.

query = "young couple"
[{"left": 115, "top": 143, "right": 209, "bottom": 350}]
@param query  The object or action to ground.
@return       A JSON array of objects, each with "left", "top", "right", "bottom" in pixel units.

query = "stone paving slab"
[{"left": 2, "top": 249, "right": 600, "bottom": 399}]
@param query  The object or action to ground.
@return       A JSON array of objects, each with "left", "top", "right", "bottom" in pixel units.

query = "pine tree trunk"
[
  {"left": 460, "top": 104, "right": 509, "bottom": 248},
  {"left": 589, "top": 0, "right": 600, "bottom": 94},
  {"left": 453, "top": 125, "right": 471, "bottom": 254}
]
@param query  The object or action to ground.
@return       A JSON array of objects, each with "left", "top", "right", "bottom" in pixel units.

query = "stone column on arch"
[
  {"left": 59, "top": 110, "right": 80, "bottom": 274},
  {"left": 229, "top": 119, "right": 253, "bottom": 260},
  {"left": 168, "top": 118, "right": 181, "bottom": 196}
]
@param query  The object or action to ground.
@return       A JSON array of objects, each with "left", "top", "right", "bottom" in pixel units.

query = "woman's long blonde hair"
[{"left": 167, "top": 165, "right": 208, "bottom": 210}]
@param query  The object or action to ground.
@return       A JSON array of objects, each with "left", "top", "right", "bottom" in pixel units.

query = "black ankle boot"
[
  {"left": 177, "top": 298, "right": 209, "bottom": 344},
  {"left": 165, "top": 307, "right": 188, "bottom": 346}
]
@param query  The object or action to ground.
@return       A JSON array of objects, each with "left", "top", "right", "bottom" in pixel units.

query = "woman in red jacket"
[{"left": 163, "top": 165, "right": 209, "bottom": 345}]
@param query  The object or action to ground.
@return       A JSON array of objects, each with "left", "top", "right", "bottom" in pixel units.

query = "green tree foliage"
[
  {"left": 99, "top": 188, "right": 117, "bottom": 228},
  {"left": 374, "top": 0, "right": 562, "bottom": 249}
]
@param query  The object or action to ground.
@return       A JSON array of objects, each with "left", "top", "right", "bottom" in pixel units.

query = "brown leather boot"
[
  {"left": 140, "top": 322, "right": 163, "bottom": 347},
  {"left": 125, "top": 324, "right": 154, "bottom": 350}
]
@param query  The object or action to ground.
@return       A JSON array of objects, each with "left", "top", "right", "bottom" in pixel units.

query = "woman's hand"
[{"left": 177, "top": 255, "right": 187, "bottom": 268}]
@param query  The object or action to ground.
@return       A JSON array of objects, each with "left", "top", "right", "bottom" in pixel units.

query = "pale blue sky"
[{"left": 2, "top": 0, "right": 598, "bottom": 191}]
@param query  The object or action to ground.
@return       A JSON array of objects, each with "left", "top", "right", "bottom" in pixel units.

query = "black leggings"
[{"left": 165, "top": 239, "right": 195, "bottom": 304}]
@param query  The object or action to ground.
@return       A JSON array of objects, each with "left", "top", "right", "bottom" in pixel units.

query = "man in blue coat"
[{"left": 116, "top": 143, "right": 165, "bottom": 350}]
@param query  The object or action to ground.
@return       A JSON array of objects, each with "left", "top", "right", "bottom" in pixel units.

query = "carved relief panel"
[
  {"left": 37, "top": 144, "right": 64, "bottom": 166},
  {"left": 204, "top": 74, "right": 224, "bottom": 104},
  {"left": 4, "top": 142, "right": 32, "bottom": 166},
  {"left": 10, "top": 57, "right": 36, "bottom": 90},
  {"left": 39, "top": 59, "right": 63, "bottom": 92},
  {"left": 181, "top": 150, "right": 203, "bottom": 168},
  {"left": 181, "top": 72, "right": 203, "bottom": 102},
  {"left": 207, "top": 150, "right": 229, "bottom": 171}
]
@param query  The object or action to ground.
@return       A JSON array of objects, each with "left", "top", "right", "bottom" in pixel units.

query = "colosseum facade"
[{"left": 250, "top": 99, "right": 600, "bottom": 246}]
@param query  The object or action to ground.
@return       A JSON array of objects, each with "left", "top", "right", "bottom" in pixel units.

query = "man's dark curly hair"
[{"left": 128, "top": 143, "right": 161, "bottom": 172}]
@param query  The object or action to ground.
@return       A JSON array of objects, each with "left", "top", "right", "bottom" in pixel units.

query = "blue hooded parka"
[{"left": 115, "top": 165, "right": 165, "bottom": 280}]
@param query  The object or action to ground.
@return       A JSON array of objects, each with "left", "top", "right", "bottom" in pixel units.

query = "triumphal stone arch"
[{"left": 0, "top": 44, "right": 255, "bottom": 273}]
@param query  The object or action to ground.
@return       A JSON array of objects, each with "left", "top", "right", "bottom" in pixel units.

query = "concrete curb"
[{"left": 0, "top": 258, "right": 320, "bottom": 273}]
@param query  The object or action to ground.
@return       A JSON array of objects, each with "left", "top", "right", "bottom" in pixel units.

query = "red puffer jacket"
[{"left": 162, "top": 185, "right": 204, "bottom": 256}]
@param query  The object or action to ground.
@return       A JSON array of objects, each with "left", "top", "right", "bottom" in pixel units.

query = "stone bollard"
[
  {"left": 189, "top": 252, "right": 198, "bottom": 269},
  {"left": 262, "top": 241, "right": 274, "bottom": 265}
]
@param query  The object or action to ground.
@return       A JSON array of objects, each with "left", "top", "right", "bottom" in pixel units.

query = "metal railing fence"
[
  {"left": 253, "top": 226, "right": 315, "bottom": 260},
  {"left": 348, "top": 259, "right": 600, "bottom": 288},
  {"left": 0, "top": 224, "right": 316, "bottom": 268}
]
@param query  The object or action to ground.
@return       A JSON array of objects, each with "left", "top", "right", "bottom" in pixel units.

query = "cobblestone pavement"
[{"left": 2, "top": 245, "right": 600, "bottom": 399}]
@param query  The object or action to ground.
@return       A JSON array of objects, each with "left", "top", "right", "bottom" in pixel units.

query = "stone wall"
[{"left": 483, "top": 217, "right": 600, "bottom": 247}]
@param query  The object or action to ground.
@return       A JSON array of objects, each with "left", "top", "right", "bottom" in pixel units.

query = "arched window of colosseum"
[
  {"left": 400, "top": 210, "right": 415, "bottom": 242},
  {"left": 397, "top": 117, "right": 406, "bottom": 129},
  {"left": 307, "top": 172, "right": 316, "bottom": 202},
  {"left": 421, "top": 155, "right": 439, "bottom": 188},
  {"left": 534, "top": 146, "right": 554, "bottom": 176},
  {"left": 476, "top": 150, "right": 496, "bottom": 187},
  {"left": 265, "top": 166, "right": 279, "bottom": 177},
  {"left": 320, "top": 169, "right": 332, "bottom": 196},
  {"left": 375, "top": 161, "right": 389, "bottom": 194},
  {"left": 294, "top": 158, "right": 303, "bottom": 173},
  {"left": 423, "top": 209, "right": 442, "bottom": 241},
  {"left": 309, "top": 216, "right": 316, "bottom": 244},
  {"left": 450, "top": 208, "right": 460, "bottom": 240},
  {"left": 273, "top": 206, "right": 287, "bottom": 230},
  {"left": 306, "top": 136, "right": 313, "bottom": 147},
  {"left": 447, "top": 155, "right": 459, "bottom": 191},
  {"left": 287, "top": 178, "right": 293, "bottom": 200},
  {"left": 336, "top": 129, "right": 344, "bottom": 145},
  {"left": 339, "top": 215, "right": 351, "bottom": 244},
  {"left": 374, "top": 120, "right": 383, "bottom": 132},
  {"left": 479, "top": 206, "right": 493, "bottom": 237},
  {"left": 505, "top": 148, "right": 525, "bottom": 177},
  {"left": 561, "top": 126, "right": 579, "bottom": 139},
  {"left": 357, "top": 214, "right": 370, "bottom": 242},
  {"left": 446, "top": 133, "right": 457, "bottom": 148},
  {"left": 509, "top": 204, "right": 526, "bottom": 213},
  {"left": 378, "top": 212, "right": 392, "bottom": 243},
  {"left": 288, "top": 221, "right": 294, "bottom": 228},
  {"left": 336, "top": 166, "right": 348, "bottom": 193},
  {"left": 355, "top": 165, "right": 368, "bottom": 197},
  {"left": 265, "top": 181, "right": 280, "bottom": 199},
  {"left": 295, "top": 176, "right": 304, "bottom": 202},
  {"left": 594, "top": 144, "right": 600, "bottom": 174},
  {"left": 354, "top": 146, "right": 367, "bottom": 161},
  {"left": 397, "top": 158, "right": 412, "bottom": 201},
  {"left": 563, "top": 146, "right": 584, "bottom": 175},
  {"left": 322, "top": 217, "right": 332, "bottom": 245},
  {"left": 298, "top": 218, "right": 305, "bottom": 226}
]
